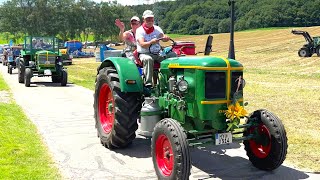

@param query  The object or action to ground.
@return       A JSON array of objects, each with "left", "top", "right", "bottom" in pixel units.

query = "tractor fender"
[{"left": 97, "top": 57, "right": 143, "bottom": 93}]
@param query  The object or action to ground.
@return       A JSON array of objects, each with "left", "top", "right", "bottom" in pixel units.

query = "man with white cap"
[
  {"left": 115, "top": 16, "right": 141, "bottom": 61},
  {"left": 136, "top": 10, "right": 176, "bottom": 88}
]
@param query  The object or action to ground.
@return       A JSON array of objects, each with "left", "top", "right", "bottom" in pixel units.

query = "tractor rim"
[
  {"left": 98, "top": 83, "right": 114, "bottom": 134},
  {"left": 300, "top": 50, "right": 306, "bottom": 56},
  {"left": 155, "top": 134, "right": 174, "bottom": 176},
  {"left": 249, "top": 124, "right": 271, "bottom": 158}
]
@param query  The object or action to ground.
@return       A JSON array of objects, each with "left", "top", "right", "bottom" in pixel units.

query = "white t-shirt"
[{"left": 136, "top": 25, "right": 164, "bottom": 54}]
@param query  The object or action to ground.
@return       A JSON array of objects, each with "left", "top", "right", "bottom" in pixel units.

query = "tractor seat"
[{"left": 133, "top": 50, "right": 160, "bottom": 69}]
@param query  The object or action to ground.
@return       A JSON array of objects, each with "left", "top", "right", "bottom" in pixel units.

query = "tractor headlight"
[{"left": 177, "top": 80, "right": 188, "bottom": 92}]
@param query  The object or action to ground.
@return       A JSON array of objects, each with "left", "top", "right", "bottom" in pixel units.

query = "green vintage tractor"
[
  {"left": 93, "top": 1, "right": 287, "bottom": 179},
  {"left": 18, "top": 36, "right": 67, "bottom": 87}
]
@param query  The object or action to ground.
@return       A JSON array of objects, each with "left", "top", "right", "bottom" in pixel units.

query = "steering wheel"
[{"left": 149, "top": 38, "right": 175, "bottom": 55}]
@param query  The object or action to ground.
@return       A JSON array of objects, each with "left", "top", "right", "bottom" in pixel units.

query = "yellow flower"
[
  {"left": 225, "top": 104, "right": 235, "bottom": 120},
  {"left": 225, "top": 102, "right": 247, "bottom": 121}
]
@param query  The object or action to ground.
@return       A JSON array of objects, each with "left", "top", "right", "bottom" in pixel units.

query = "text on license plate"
[{"left": 215, "top": 132, "right": 232, "bottom": 145}]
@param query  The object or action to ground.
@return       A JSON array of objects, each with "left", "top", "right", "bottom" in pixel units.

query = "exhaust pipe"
[{"left": 228, "top": 0, "right": 236, "bottom": 60}]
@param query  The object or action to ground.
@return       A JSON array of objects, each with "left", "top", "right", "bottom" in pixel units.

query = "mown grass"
[
  {"left": 68, "top": 26, "right": 320, "bottom": 172},
  {"left": 0, "top": 74, "right": 62, "bottom": 179}
]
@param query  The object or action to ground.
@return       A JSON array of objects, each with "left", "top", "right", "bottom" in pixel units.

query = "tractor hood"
[
  {"left": 36, "top": 50, "right": 58, "bottom": 56},
  {"left": 161, "top": 56, "right": 243, "bottom": 69}
]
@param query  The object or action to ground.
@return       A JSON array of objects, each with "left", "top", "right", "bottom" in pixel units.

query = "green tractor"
[
  {"left": 291, "top": 30, "right": 320, "bottom": 57},
  {"left": 93, "top": 1, "right": 287, "bottom": 179},
  {"left": 18, "top": 36, "right": 68, "bottom": 87}
]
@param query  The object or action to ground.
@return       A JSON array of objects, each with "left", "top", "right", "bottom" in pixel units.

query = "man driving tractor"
[{"left": 136, "top": 10, "right": 177, "bottom": 88}]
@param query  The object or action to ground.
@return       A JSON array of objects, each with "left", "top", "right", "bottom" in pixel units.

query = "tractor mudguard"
[{"left": 97, "top": 57, "right": 143, "bottom": 93}]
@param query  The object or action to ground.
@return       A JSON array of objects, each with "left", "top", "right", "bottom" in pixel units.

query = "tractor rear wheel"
[
  {"left": 94, "top": 66, "right": 142, "bottom": 149},
  {"left": 24, "top": 68, "right": 32, "bottom": 87},
  {"left": 298, "top": 48, "right": 310, "bottom": 57},
  {"left": 60, "top": 69, "right": 67, "bottom": 86},
  {"left": 18, "top": 60, "right": 25, "bottom": 83},
  {"left": 316, "top": 46, "right": 320, "bottom": 57},
  {"left": 151, "top": 118, "right": 191, "bottom": 180},
  {"left": 243, "top": 109, "right": 287, "bottom": 171}
]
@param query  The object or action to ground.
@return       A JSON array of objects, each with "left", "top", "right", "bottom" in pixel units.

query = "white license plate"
[
  {"left": 44, "top": 69, "right": 52, "bottom": 75},
  {"left": 215, "top": 132, "right": 232, "bottom": 145}
]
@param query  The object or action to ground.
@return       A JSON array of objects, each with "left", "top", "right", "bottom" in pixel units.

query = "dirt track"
[{"left": 0, "top": 65, "right": 319, "bottom": 180}]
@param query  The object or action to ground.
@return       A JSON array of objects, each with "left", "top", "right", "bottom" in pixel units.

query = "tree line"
[{"left": 0, "top": 0, "right": 319, "bottom": 43}]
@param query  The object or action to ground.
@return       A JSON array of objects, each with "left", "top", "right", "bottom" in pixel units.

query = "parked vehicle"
[
  {"left": 59, "top": 48, "right": 73, "bottom": 65},
  {"left": 7, "top": 45, "right": 22, "bottom": 74}
]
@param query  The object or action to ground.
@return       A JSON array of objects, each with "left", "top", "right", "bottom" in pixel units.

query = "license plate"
[
  {"left": 44, "top": 69, "right": 52, "bottom": 75},
  {"left": 215, "top": 132, "right": 232, "bottom": 145}
]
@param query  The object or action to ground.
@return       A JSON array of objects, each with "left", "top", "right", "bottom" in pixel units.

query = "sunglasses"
[{"left": 131, "top": 21, "right": 140, "bottom": 25}]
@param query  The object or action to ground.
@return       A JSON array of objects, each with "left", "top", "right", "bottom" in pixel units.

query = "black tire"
[
  {"left": 316, "top": 46, "right": 320, "bottom": 57},
  {"left": 24, "top": 68, "right": 32, "bottom": 87},
  {"left": 8, "top": 65, "right": 12, "bottom": 74},
  {"left": 18, "top": 60, "right": 25, "bottom": 83},
  {"left": 298, "top": 48, "right": 310, "bottom": 57},
  {"left": 52, "top": 75, "right": 61, "bottom": 83},
  {"left": 60, "top": 69, "right": 68, "bottom": 86},
  {"left": 151, "top": 118, "right": 191, "bottom": 180},
  {"left": 243, "top": 109, "right": 287, "bottom": 171},
  {"left": 94, "top": 66, "right": 142, "bottom": 149}
]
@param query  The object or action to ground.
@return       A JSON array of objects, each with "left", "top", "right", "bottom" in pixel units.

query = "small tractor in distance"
[
  {"left": 93, "top": 1, "right": 287, "bottom": 179},
  {"left": 17, "top": 36, "right": 68, "bottom": 87},
  {"left": 291, "top": 30, "right": 320, "bottom": 57}
]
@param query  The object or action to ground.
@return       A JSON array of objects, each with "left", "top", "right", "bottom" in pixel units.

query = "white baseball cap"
[
  {"left": 143, "top": 10, "right": 154, "bottom": 18},
  {"left": 130, "top": 16, "right": 140, "bottom": 22}
]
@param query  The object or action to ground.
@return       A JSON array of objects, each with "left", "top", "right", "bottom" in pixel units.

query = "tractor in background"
[
  {"left": 93, "top": 1, "right": 287, "bottom": 179},
  {"left": 17, "top": 36, "right": 67, "bottom": 87},
  {"left": 291, "top": 30, "right": 320, "bottom": 57},
  {"left": 7, "top": 45, "right": 22, "bottom": 74}
]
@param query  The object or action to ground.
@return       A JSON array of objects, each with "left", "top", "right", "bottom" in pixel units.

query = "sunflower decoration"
[{"left": 225, "top": 101, "right": 247, "bottom": 131}]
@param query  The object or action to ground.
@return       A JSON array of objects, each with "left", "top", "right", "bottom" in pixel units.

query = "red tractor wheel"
[
  {"left": 151, "top": 118, "right": 191, "bottom": 180},
  {"left": 94, "top": 66, "right": 142, "bottom": 149},
  {"left": 243, "top": 109, "right": 288, "bottom": 170}
]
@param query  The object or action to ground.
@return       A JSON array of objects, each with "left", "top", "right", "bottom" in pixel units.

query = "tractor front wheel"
[
  {"left": 298, "top": 48, "right": 311, "bottom": 57},
  {"left": 18, "top": 60, "right": 25, "bottom": 83},
  {"left": 8, "top": 65, "right": 12, "bottom": 74},
  {"left": 243, "top": 109, "right": 287, "bottom": 171},
  {"left": 151, "top": 118, "right": 191, "bottom": 180},
  {"left": 24, "top": 68, "right": 32, "bottom": 87},
  {"left": 60, "top": 69, "right": 68, "bottom": 86},
  {"left": 316, "top": 46, "right": 320, "bottom": 57},
  {"left": 94, "top": 66, "right": 142, "bottom": 149}
]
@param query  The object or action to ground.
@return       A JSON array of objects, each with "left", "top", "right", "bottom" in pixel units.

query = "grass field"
[
  {"left": 68, "top": 26, "right": 320, "bottom": 172},
  {"left": 0, "top": 75, "right": 62, "bottom": 179}
]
